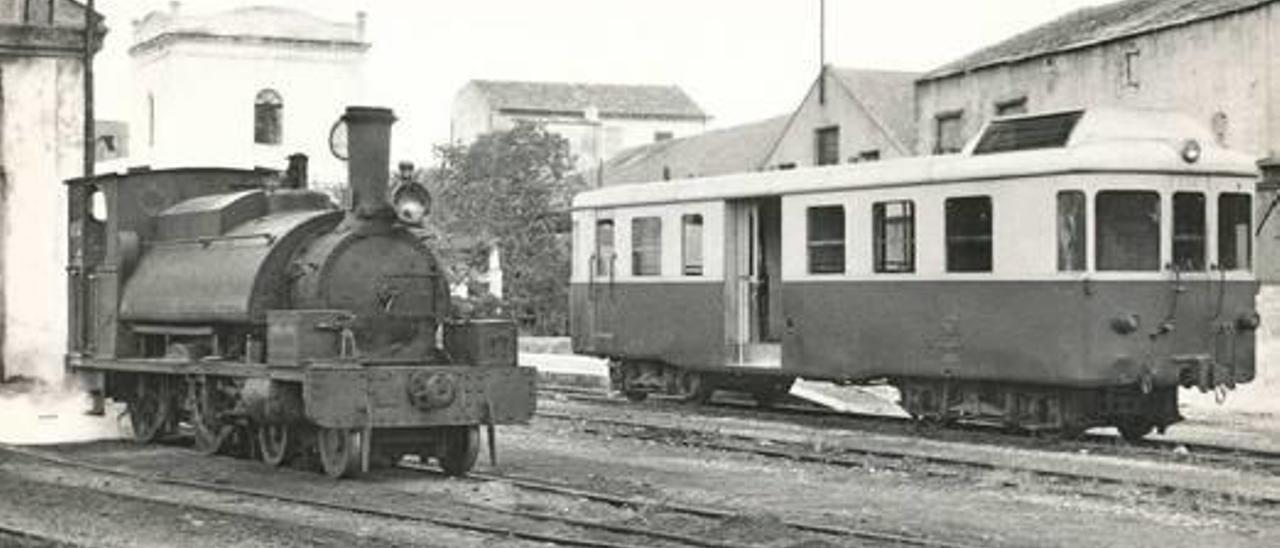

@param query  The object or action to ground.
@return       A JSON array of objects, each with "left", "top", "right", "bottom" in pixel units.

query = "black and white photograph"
[{"left": 1, "top": 0, "right": 1278, "bottom": 546}]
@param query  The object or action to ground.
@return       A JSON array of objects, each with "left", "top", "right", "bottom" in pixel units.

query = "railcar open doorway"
[{"left": 725, "top": 197, "right": 783, "bottom": 368}]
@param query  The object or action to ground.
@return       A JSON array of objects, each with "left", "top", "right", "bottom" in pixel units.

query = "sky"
[{"left": 93, "top": 0, "right": 1113, "bottom": 164}]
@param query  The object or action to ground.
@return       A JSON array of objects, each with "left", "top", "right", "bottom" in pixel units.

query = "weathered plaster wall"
[{"left": 767, "top": 73, "right": 911, "bottom": 169}]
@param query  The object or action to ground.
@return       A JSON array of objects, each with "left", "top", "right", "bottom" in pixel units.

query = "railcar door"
[
  {"left": 586, "top": 213, "right": 617, "bottom": 352},
  {"left": 725, "top": 198, "right": 782, "bottom": 367}
]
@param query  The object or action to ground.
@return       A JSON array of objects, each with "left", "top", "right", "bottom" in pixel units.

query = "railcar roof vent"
[{"left": 971, "top": 110, "right": 1083, "bottom": 155}]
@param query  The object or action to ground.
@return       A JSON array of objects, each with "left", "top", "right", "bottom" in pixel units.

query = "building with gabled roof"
[
  {"left": 451, "top": 79, "right": 709, "bottom": 173},
  {"left": 595, "top": 66, "right": 918, "bottom": 186}
]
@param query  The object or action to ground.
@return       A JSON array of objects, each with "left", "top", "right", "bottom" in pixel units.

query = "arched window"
[{"left": 254, "top": 89, "right": 283, "bottom": 145}]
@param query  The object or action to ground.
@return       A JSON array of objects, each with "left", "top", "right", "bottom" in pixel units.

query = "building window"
[
  {"left": 631, "top": 217, "right": 662, "bottom": 276},
  {"left": 1096, "top": 191, "right": 1159, "bottom": 271},
  {"left": 935, "top": 111, "right": 964, "bottom": 154},
  {"left": 945, "top": 196, "right": 992, "bottom": 272},
  {"left": 777, "top": 163, "right": 797, "bottom": 171},
  {"left": 1123, "top": 48, "right": 1141, "bottom": 88},
  {"left": 1219, "top": 193, "right": 1252, "bottom": 270},
  {"left": 1211, "top": 111, "right": 1230, "bottom": 146},
  {"left": 1172, "top": 192, "right": 1206, "bottom": 270},
  {"left": 594, "top": 220, "right": 614, "bottom": 277},
  {"left": 873, "top": 200, "right": 915, "bottom": 273},
  {"left": 681, "top": 214, "right": 704, "bottom": 276},
  {"left": 815, "top": 126, "right": 840, "bottom": 166},
  {"left": 654, "top": 131, "right": 674, "bottom": 142},
  {"left": 1057, "top": 191, "right": 1087, "bottom": 271},
  {"left": 853, "top": 150, "right": 881, "bottom": 163},
  {"left": 995, "top": 96, "right": 1028, "bottom": 117},
  {"left": 254, "top": 89, "right": 283, "bottom": 145},
  {"left": 807, "top": 205, "right": 845, "bottom": 274}
]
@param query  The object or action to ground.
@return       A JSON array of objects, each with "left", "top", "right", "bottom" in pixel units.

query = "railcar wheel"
[
  {"left": 436, "top": 425, "right": 480, "bottom": 477},
  {"left": 257, "top": 424, "right": 293, "bottom": 467},
  {"left": 317, "top": 427, "right": 363, "bottom": 479},
  {"left": 675, "top": 371, "right": 711, "bottom": 403},
  {"left": 128, "top": 376, "right": 173, "bottom": 443},
  {"left": 1117, "top": 419, "right": 1154, "bottom": 442}
]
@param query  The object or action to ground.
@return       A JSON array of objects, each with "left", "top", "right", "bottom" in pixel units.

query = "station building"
[
  {"left": 116, "top": 3, "right": 368, "bottom": 187},
  {"left": 0, "top": 0, "right": 103, "bottom": 381}
]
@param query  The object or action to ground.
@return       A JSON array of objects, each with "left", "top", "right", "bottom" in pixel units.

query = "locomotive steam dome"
[{"left": 118, "top": 106, "right": 449, "bottom": 360}]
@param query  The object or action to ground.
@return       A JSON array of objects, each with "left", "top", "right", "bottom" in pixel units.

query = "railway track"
[
  {"left": 537, "top": 388, "right": 1280, "bottom": 510},
  {"left": 396, "top": 460, "right": 976, "bottom": 548},
  {"left": 0, "top": 441, "right": 975, "bottom": 548},
  {"left": 540, "top": 384, "right": 1280, "bottom": 477},
  {"left": 0, "top": 524, "right": 79, "bottom": 548}
]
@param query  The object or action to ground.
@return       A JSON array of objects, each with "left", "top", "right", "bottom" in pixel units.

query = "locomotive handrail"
[{"left": 146, "top": 232, "right": 277, "bottom": 247}]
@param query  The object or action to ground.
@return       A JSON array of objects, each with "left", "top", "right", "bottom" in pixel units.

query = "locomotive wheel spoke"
[
  {"left": 316, "top": 427, "right": 363, "bottom": 479},
  {"left": 189, "top": 379, "right": 229, "bottom": 455},
  {"left": 434, "top": 425, "right": 480, "bottom": 477},
  {"left": 258, "top": 424, "right": 293, "bottom": 467},
  {"left": 127, "top": 376, "right": 172, "bottom": 443}
]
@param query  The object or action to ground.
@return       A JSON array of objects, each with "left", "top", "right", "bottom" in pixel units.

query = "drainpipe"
[{"left": 83, "top": 0, "right": 95, "bottom": 177}]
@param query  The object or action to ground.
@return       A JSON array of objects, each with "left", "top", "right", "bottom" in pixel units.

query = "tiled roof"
[
  {"left": 923, "top": 0, "right": 1274, "bottom": 80},
  {"left": 828, "top": 68, "right": 920, "bottom": 153},
  {"left": 469, "top": 80, "right": 707, "bottom": 120},
  {"left": 599, "top": 115, "right": 789, "bottom": 185}
]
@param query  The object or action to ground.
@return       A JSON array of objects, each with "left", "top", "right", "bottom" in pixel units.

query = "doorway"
[{"left": 725, "top": 197, "right": 782, "bottom": 367}]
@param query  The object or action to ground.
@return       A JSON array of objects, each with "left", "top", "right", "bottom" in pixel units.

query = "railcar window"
[
  {"left": 873, "top": 200, "right": 915, "bottom": 273},
  {"left": 945, "top": 197, "right": 992, "bottom": 272},
  {"left": 631, "top": 217, "right": 662, "bottom": 276},
  {"left": 1057, "top": 191, "right": 1086, "bottom": 271},
  {"left": 682, "top": 214, "right": 704, "bottom": 276},
  {"left": 1219, "top": 193, "right": 1252, "bottom": 270},
  {"left": 594, "top": 220, "right": 614, "bottom": 277},
  {"left": 807, "top": 206, "right": 846, "bottom": 274},
  {"left": 1096, "top": 191, "right": 1160, "bottom": 271},
  {"left": 1173, "top": 192, "right": 1206, "bottom": 270}
]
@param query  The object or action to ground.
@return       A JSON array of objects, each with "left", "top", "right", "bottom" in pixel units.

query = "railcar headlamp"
[
  {"left": 390, "top": 182, "right": 432, "bottom": 225},
  {"left": 1236, "top": 311, "right": 1262, "bottom": 331},
  {"left": 1181, "top": 139, "right": 1202, "bottom": 164}
]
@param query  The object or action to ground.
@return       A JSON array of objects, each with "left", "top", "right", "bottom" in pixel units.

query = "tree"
[{"left": 426, "top": 121, "right": 581, "bottom": 335}]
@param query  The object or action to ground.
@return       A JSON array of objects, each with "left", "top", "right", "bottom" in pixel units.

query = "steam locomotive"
[{"left": 66, "top": 106, "right": 535, "bottom": 477}]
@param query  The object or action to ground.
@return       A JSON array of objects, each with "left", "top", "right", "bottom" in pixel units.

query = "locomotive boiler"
[{"left": 66, "top": 106, "right": 535, "bottom": 477}]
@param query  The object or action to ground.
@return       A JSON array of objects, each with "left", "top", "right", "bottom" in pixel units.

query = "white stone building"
[
  {"left": 0, "top": 0, "right": 103, "bottom": 381},
  {"left": 451, "top": 80, "right": 709, "bottom": 175},
  {"left": 116, "top": 3, "right": 368, "bottom": 185}
]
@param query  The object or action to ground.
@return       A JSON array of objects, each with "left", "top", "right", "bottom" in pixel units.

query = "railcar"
[
  {"left": 66, "top": 106, "right": 536, "bottom": 477},
  {"left": 569, "top": 108, "right": 1260, "bottom": 439}
]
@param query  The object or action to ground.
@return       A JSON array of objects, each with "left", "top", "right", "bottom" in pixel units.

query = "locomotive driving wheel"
[
  {"left": 188, "top": 377, "right": 232, "bottom": 455},
  {"left": 434, "top": 425, "right": 480, "bottom": 477},
  {"left": 127, "top": 375, "right": 174, "bottom": 443},
  {"left": 257, "top": 424, "right": 294, "bottom": 467},
  {"left": 316, "top": 427, "right": 363, "bottom": 479}
]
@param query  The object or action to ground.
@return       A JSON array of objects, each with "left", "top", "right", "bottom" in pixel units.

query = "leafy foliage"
[{"left": 425, "top": 121, "right": 582, "bottom": 335}]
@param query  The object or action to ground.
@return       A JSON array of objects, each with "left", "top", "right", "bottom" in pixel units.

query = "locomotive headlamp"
[
  {"left": 391, "top": 182, "right": 432, "bottom": 225},
  {"left": 1181, "top": 139, "right": 1202, "bottom": 163}
]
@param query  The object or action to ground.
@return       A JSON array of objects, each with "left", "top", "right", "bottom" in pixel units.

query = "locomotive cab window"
[
  {"left": 1172, "top": 192, "right": 1206, "bottom": 270},
  {"left": 807, "top": 206, "right": 845, "bottom": 274},
  {"left": 1219, "top": 193, "right": 1252, "bottom": 270},
  {"left": 945, "top": 196, "right": 992, "bottom": 272},
  {"left": 681, "top": 214, "right": 704, "bottom": 276},
  {"left": 594, "top": 219, "right": 614, "bottom": 277},
  {"left": 1057, "top": 191, "right": 1086, "bottom": 271},
  {"left": 1096, "top": 191, "right": 1160, "bottom": 271},
  {"left": 873, "top": 200, "right": 915, "bottom": 273},
  {"left": 631, "top": 217, "right": 662, "bottom": 276}
]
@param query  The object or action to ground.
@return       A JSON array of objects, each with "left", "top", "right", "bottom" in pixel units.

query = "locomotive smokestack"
[{"left": 343, "top": 106, "right": 396, "bottom": 219}]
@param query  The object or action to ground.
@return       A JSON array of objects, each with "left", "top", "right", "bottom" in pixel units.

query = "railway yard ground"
[{"left": 3, "top": 311, "right": 1280, "bottom": 548}]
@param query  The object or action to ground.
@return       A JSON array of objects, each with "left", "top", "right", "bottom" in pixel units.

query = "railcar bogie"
[{"left": 571, "top": 108, "right": 1261, "bottom": 439}]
